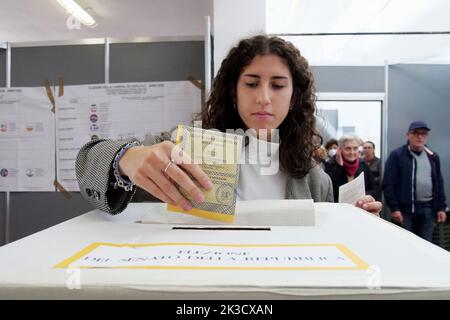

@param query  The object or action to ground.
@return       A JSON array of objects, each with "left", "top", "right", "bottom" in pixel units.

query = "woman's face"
[
  {"left": 341, "top": 139, "right": 360, "bottom": 162},
  {"left": 236, "top": 54, "right": 293, "bottom": 140}
]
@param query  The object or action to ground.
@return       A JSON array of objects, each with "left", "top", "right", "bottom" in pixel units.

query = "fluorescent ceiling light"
[{"left": 56, "top": 0, "right": 96, "bottom": 27}]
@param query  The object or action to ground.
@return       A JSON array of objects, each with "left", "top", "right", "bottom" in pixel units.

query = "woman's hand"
[
  {"left": 355, "top": 195, "right": 382, "bottom": 216},
  {"left": 118, "top": 141, "right": 213, "bottom": 211}
]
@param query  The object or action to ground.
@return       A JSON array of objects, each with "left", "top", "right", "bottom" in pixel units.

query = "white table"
[{"left": 1, "top": 202, "right": 450, "bottom": 299}]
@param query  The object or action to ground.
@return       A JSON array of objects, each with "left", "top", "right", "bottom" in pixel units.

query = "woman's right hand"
[{"left": 118, "top": 141, "right": 213, "bottom": 211}]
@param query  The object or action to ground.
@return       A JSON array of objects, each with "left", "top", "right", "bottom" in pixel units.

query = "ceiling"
[
  {"left": 1, "top": 0, "right": 450, "bottom": 65},
  {"left": 0, "top": 0, "right": 211, "bottom": 43}
]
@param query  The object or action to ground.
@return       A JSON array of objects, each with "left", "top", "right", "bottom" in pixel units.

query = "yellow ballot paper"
[{"left": 167, "top": 125, "right": 243, "bottom": 222}]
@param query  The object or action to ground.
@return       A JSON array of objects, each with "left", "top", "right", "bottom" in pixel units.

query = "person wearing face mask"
[
  {"left": 75, "top": 35, "right": 382, "bottom": 216},
  {"left": 325, "top": 134, "right": 377, "bottom": 203},
  {"left": 382, "top": 121, "right": 447, "bottom": 242},
  {"left": 324, "top": 139, "right": 338, "bottom": 161},
  {"left": 325, "top": 139, "right": 338, "bottom": 158}
]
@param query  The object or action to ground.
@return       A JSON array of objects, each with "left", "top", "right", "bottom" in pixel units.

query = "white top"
[{"left": 236, "top": 133, "right": 287, "bottom": 201}]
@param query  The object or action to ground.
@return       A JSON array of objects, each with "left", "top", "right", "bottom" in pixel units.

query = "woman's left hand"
[{"left": 355, "top": 195, "right": 382, "bottom": 216}]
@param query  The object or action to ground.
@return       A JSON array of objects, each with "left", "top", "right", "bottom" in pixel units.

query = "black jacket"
[{"left": 325, "top": 157, "right": 377, "bottom": 203}]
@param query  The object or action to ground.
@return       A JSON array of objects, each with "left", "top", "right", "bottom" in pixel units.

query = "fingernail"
[
  {"left": 195, "top": 193, "right": 205, "bottom": 203},
  {"left": 363, "top": 204, "right": 368, "bottom": 209},
  {"left": 205, "top": 180, "right": 214, "bottom": 190},
  {"left": 183, "top": 203, "right": 193, "bottom": 211}
]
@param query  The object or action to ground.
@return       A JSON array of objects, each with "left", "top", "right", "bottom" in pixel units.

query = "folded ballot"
[{"left": 167, "top": 125, "right": 243, "bottom": 222}]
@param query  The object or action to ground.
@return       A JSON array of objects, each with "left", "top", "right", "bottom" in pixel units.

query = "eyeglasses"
[{"left": 411, "top": 131, "right": 429, "bottom": 137}]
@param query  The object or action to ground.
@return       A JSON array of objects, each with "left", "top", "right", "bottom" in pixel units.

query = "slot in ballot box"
[{"left": 0, "top": 201, "right": 450, "bottom": 299}]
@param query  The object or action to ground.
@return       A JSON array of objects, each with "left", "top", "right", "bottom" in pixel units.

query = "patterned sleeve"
[{"left": 75, "top": 133, "right": 171, "bottom": 214}]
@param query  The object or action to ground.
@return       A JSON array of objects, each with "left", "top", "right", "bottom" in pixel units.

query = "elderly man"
[{"left": 382, "top": 121, "right": 447, "bottom": 242}]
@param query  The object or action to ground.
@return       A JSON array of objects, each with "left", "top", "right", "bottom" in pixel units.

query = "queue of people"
[{"left": 323, "top": 120, "right": 447, "bottom": 243}]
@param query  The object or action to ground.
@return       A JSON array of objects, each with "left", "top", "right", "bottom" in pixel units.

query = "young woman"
[{"left": 76, "top": 35, "right": 382, "bottom": 215}]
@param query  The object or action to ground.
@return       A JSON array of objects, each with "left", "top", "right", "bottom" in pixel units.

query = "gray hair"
[{"left": 338, "top": 133, "right": 363, "bottom": 147}]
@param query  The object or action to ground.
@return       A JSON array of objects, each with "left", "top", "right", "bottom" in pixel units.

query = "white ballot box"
[
  {"left": 141, "top": 199, "right": 315, "bottom": 226},
  {"left": 0, "top": 201, "right": 450, "bottom": 299}
]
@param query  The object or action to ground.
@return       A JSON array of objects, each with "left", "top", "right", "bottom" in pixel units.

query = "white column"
[{"left": 213, "top": 0, "right": 266, "bottom": 76}]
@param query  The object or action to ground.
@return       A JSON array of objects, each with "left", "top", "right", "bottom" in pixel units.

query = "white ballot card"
[{"left": 338, "top": 172, "right": 365, "bottom": 205}]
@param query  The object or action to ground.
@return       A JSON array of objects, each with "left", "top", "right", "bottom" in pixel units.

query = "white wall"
[{"left": 213, "top": 0, "right": 266, "bottom": 75}]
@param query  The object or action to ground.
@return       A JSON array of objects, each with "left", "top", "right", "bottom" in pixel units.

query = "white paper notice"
[
  {"left": 0, "top": 88, "right": 55, "bottom": 191},
  {"left": 56, "top": 243, "right": 368, "bottom": 270},
  {"left": 338, "top": 172, "right": 365, "bottom": 205},
  {"left": 56, "top": 81, "right": 201, "bottom": 191}
]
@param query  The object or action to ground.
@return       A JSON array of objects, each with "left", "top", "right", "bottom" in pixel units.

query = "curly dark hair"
[{"left": 200, "top": 35, "right": 321, "bottom": 178}]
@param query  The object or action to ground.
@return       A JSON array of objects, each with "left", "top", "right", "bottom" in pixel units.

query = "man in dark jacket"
[{"left": 382, "top": 121, "right": 447, "bottom": 242}]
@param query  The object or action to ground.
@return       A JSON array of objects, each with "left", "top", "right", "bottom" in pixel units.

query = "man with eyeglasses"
[{"left": 382, "top": 121, "right": 447, "bottom": 242}]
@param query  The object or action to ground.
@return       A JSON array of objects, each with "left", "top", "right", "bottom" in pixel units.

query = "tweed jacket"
[{"left": 75, "top": 135, "right": 334, "bottom": 215}]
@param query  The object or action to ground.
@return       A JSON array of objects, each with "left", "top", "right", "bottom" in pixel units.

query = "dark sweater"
[{"left": 325, "top": 157, "right": 377, "bottom": 203}]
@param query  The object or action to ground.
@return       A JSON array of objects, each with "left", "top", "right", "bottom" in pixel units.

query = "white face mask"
[{"left": 328, "top": 149, "right": 337, "bottom": 157}]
